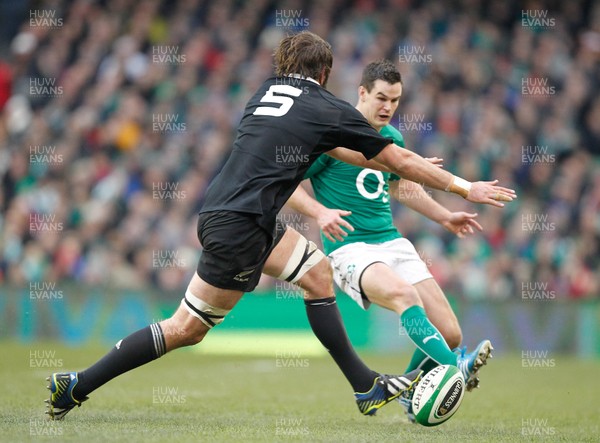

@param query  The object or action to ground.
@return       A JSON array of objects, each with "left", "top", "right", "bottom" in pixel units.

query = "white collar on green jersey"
[{"left": 287, "top": 74, "right": 319, "bottom": 85}]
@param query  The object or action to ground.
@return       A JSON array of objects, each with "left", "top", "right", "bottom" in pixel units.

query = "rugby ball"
[{"left": 412, "top": 364, "right": 465, "bottom": 427}]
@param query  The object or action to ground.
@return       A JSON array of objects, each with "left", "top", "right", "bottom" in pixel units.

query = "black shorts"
[{"left": 196, "top": 211, "right": 286, "bottom": 292}]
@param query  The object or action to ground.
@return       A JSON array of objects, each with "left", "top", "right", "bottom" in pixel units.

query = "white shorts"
[{"left": 329, "top": 238, "right": 432, "bottom": 310}]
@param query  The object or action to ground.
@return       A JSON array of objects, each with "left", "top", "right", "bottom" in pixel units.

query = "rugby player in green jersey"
[{"left": 287, "top": 60, "right": 494, "bottom": 421}]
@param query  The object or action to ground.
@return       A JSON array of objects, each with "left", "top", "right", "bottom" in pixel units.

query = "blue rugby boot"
[
  {"left": 46, "top": 372, "right": 88, "bottom": 420},
  {"left": 455, "top": 340, "right": 493, "bottom": 391}
]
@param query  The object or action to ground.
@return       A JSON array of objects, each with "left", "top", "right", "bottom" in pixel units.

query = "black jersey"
[{"left": 200, "top": 76, "right": 393, "bottom": 233}]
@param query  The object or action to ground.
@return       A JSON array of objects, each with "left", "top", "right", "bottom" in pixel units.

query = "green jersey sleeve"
[{"left": 304, "top": 154, "right": 331, "bottom": 180}]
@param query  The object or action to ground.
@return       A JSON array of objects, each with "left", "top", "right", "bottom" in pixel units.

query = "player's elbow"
[
  {"left": 376, "top": 144, "right": 415, "bottom": 176},
  {"left": 391, "top": 148, "right": 417, "bottom": 176}
]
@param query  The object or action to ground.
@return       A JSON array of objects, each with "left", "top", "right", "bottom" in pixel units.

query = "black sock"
[
  {"left": 73, "top": 323, "right": 166, "bottom": 399},
  {"left": 305, "top": 297, "right": 377, "bottom": 392}
]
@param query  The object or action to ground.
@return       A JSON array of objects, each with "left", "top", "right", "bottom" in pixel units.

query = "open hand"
[
  {"left": 442, "top": 212, "right": 483, "bottom": 238},
  {"left": 317, "top": 208, "right": 354, "bottom": 242},
  {"left": 467, "top": 180, "right": 517, "bottom": 208}
]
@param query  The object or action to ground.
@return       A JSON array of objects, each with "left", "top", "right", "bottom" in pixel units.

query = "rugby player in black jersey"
[{"left": 47, "top": 32, "right": 515, "bottom": 420}]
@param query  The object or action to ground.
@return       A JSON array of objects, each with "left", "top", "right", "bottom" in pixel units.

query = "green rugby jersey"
[{"left": 305, "top": 124, "right": 405, "bottom": 255}]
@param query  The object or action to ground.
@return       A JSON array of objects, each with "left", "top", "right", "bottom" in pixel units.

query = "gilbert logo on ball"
[{"left": 412, "top": 364, "right": 465, "bottom": 427}]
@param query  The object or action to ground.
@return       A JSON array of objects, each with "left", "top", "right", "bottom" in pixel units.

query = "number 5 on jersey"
[{"left": 253, "top": 85, "right": 303, "bottom": 117}]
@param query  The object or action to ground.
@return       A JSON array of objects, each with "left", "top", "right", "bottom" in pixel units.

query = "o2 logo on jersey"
[
  {"left": 356, "top": 169, "right": 389, "bottom": 203},
  {"left": 253, "top": 85, "right": 303, "bottom": 117}
]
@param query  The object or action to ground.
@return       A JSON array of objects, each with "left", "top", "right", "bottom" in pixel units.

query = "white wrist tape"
[{"left": 445, "top": 176, "right": 472, "bottom": 198}]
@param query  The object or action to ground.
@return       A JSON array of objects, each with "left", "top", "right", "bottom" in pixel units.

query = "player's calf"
[
  {"left": 360, "top": 262, "right": 422, "bottom": 313},
  {"left": 434, "top": 321, "right": 462, "bottom": 350}
]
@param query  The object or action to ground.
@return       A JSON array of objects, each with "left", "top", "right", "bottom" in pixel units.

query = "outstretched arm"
[
  {"left": 286, "top": 184, "right": 354, "bottom": 242},
  {"left": 330, "top": 143, "right": 517, "bottom": 208},
  {"left": 389, "top": 180, "right": 483, "bottom": 238}
]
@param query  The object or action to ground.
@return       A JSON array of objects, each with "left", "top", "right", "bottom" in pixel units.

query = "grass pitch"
[{"left": 1, "top": 340, "right": 599, "bottom": 443}]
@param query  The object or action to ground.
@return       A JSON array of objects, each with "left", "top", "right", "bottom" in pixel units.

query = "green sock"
[
  {"left": 405, "top": 348, "right": 440, "bottom": 374},
  {"left": 401, "top": 305, "right": 457, "bottom": 366}
]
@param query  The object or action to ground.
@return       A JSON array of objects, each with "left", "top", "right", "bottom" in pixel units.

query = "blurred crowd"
[{"left": 0, "top": 0, "right": 599, "bottom": 299}]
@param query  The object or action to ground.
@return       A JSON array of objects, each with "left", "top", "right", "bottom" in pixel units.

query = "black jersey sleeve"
[{"left": 337, "top": 105, "right": 393, "bottom": 160}]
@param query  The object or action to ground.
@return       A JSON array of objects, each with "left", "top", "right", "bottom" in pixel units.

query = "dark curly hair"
[{"left": 274, "top": 31, "right": 333, "bottom": 86}]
